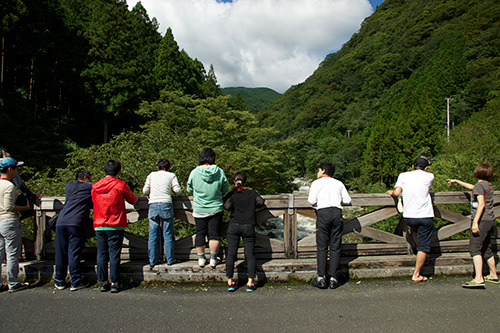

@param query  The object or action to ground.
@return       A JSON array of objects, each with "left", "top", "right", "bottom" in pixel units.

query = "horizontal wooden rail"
[{"left": 32, "top": 191, "right": 500, "bottom": 261}]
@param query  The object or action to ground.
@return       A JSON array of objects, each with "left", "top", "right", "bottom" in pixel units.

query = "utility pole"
[{"left": 445, "top": 97, "right": 453, "bottom": 142}]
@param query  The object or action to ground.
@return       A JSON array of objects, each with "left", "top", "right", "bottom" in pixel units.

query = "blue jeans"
[
  {"left": 148, "top": 202, "right": 175, "bottom": 265},
  {"left": 0, "top": 219, "right": 23, "bottom": 288},
  {"left": 96, "top": 230, "right": 124, "bottom": 283},
  {"left": 54, "top": 226, "right": 86, "bottom": 287}
]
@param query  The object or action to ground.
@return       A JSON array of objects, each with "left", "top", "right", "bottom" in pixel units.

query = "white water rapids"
[{"left": 255, "top": 178, "right": 316, "bottom": 241}]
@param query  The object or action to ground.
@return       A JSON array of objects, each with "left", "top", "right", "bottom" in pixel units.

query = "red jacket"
[{"left": 91, "top": 176, "right": 137, "bottom": 229}]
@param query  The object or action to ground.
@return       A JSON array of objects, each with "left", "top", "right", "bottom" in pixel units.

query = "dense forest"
[
  {"left": 1, "top": 0, "right": 499, "bottom": 196},
  {"left": 259, "top": 0, "right": 500, "bottom": 191},
  {"left": 221, "top": 87, "right": 281, "bottom": 114},
  {"left": 1, "top": 0, "right": 219, "bottom": 169}
]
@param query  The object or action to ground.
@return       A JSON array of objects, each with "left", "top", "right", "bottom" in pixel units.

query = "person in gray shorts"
[{"left": 447, "top": 163, "right": 498, "bottom": 288}]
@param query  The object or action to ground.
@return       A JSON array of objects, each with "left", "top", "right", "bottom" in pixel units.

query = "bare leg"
[
  {"left": 484, "top": 256, "right": 498, "bottom": 280},
  {"left": 412, "top": 251, "right": 428, "bottom": 281},
  {"left": 196, "top": 245, "right": 206, "bottom": 255},
  {"left": 472, "top": 255, "right": 485, "bottom": 283},
  {"left": 208, "top": 239, "right": 220, "bottom": 255}
]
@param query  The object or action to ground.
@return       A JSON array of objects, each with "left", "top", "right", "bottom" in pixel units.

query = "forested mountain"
[
  {"left": 0, "top": 0, "right": 219, "bottom": 169},
  {"left": 259, "top": 0, "right": 500, "bottom": 189},
  {"left": 2, "top": 0, "right": 499, "bottom": 196},
  {"left": 221, "top": 87, "right": 281, "bottom": 113}
]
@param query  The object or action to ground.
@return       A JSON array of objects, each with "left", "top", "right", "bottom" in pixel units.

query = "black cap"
[{"left": 413, "top": 156, "right": 431, "bottom": 169}]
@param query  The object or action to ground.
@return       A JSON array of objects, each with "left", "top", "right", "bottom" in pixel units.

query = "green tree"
[{"left": 33, "top": 91, "right": 294, "bottom": 196}]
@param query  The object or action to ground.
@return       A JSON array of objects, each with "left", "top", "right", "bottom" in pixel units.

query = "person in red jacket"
[{"left": 92, "top": 159, "right": 138, "bottom": 293}]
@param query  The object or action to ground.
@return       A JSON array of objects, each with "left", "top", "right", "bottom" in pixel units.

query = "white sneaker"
[
  {"left": 210, "top": 258, "right": 217, "bottom": 268},
  {"left": 198, "top": 258, "right": 206, "bottom": 267}
]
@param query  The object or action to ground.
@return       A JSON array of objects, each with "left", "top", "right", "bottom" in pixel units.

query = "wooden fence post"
[
  {"left": 34, "top": 210, "right": 46, "bottom": 260},
  {"left": 283, "top": 194, "right": 298, "bottom": 259}
]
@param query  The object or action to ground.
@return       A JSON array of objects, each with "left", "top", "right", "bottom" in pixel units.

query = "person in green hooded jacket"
[{"left": 187, "top": 148, "right": 229, "bottom": 268}]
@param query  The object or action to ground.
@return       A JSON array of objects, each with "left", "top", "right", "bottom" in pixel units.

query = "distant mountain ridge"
[
  {"left": 257, "top": 0, "right": 500, "bottom": 186},
  {"left": 221, "top": 87, "right": 281, "bottom": 113}
]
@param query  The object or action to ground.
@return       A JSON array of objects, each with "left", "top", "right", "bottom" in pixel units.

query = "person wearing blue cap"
[
  {"left": 1, "top": 147, "right": 39, "bottom": 211},
  {"left": 0, "top": 157, "right": 31, "bottom": 292}
]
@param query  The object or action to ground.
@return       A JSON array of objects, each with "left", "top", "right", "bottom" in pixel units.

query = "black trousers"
[
  {"left": 316, "top": 207, "right": 343, "bottom": 278},
  {"left": 225, "top": 223, "right": 256, "bottom": 279}
]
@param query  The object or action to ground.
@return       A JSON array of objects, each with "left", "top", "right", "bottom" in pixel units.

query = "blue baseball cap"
[{"left": 0, "top": 157, "right": 24, "bottom": 169}]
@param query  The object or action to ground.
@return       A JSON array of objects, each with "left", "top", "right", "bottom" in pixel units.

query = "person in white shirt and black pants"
[{"left": 308, "top": 162, "right": 351, "bottom": 289}]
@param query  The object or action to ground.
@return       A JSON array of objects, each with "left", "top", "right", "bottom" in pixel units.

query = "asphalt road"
[{"left": 0, "top": 277, "right": 498, "bottom": 332}]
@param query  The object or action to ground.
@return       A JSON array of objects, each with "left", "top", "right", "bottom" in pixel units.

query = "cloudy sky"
[{"left": 133, "top": 0, "right": 384, "bottom": 93}]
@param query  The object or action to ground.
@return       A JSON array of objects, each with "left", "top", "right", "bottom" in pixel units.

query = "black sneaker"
[
  {"left": 70, "top": 279, "right": 89, "bottom": 291},
  {"left": 311, "top": 277, "right": 327, "bottom": 289},
  {"left": 111, "top": 282, "right": 127, "bottom": 293},
  {"left": 100, "top": 282, "right": 111, "bottom": 292},
  {"left": 329, "top": 277, "right": 340, "bottom": 289},
  {"left": 9, "top": 282, "right": 29, "bottom": 293}
]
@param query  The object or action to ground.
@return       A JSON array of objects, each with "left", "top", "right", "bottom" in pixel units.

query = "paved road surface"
[{"left": 1, "top": 277, "right": 498, "bottom": 332}]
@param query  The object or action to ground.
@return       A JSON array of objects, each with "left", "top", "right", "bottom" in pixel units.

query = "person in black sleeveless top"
[{"left": 223, "top": 172, "right": 265, "bottom": 292}]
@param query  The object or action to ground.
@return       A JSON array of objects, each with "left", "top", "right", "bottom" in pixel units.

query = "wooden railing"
[{"left": 32, "top": 192, "right": 500, "bottom": 261}]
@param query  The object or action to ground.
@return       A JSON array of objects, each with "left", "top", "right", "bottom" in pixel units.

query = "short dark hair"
[
  {"left": 104, "top": 159, "right": 121, "bottom": 176},
  {"left": 233, "top": 171, "right": 246, "bottom": 192},
  {"left": 0, "top": 165, "right": 16, "bottom": 173},
  {"left": 318, "top": 162, "right": 335, "bottom": 177},
  {"left": 198, "top": 148, "right": 216, "bottom": 165},
  {"left": 76, "top": 170, "right": 91, "bottom": 181},
  {"left": 474, "top": 164, "right": 493, "bottom": 181},
  {"left": 157, "top": 159, "right": 171, "bottom": 171}
]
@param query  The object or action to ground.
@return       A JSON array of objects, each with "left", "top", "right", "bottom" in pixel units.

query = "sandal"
[
  {"left": 246, "top": 284, "right": 256, "bottom": 292},
  {"left": 485, "top": 278, "right": 500, "bottom": 284},
  {"left": 228, "top": 282, "right": 236, "bottom": 292},
  {"left": 412, "top": 276, "right": 428, "bottom": 283}
]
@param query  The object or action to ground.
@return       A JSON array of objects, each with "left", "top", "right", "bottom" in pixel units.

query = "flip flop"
[
  {"left": 462, "top": 280, "right": 485, "bottom": 288},
  {"left": 412, "top": 276, "right": 428, "bottom": 283},
  {"left": 485, "top": 278, "right": 500, "bottom": 284}
]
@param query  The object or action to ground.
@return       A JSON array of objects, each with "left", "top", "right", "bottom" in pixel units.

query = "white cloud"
[{"left": 133, "top": 0, "right": 374, "bottom": 93}]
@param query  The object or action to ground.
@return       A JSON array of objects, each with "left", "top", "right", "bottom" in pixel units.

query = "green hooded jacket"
[{"left": 187, "top": 165, "right": 229, "bottom": 214}]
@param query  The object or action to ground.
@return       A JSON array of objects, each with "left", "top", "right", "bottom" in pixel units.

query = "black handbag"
[{"left": 48, "top": 182, "right": 83, "bottom": 230}]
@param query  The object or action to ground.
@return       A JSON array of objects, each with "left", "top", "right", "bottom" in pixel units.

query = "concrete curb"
[{"left": 2, "top": 259, "right": 476, "bottom": 284}]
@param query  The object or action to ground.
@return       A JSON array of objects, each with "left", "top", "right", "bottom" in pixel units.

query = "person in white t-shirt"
[
  {"left": 143, "top": 159, "right": 182, "bottom": 268},
  {"left": 387, "top": 156, "right": 434, "bottom": 283},
  {"left": 308, "top": 161, "right": 351, "bottom": 289}
]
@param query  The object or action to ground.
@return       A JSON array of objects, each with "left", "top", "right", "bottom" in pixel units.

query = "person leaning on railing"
[
  {"left": 387, "top": 156, "right": 434, "bottom": 283},
  {"left": 187, "top": 148, "right": 229, "bottom": 269}
]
